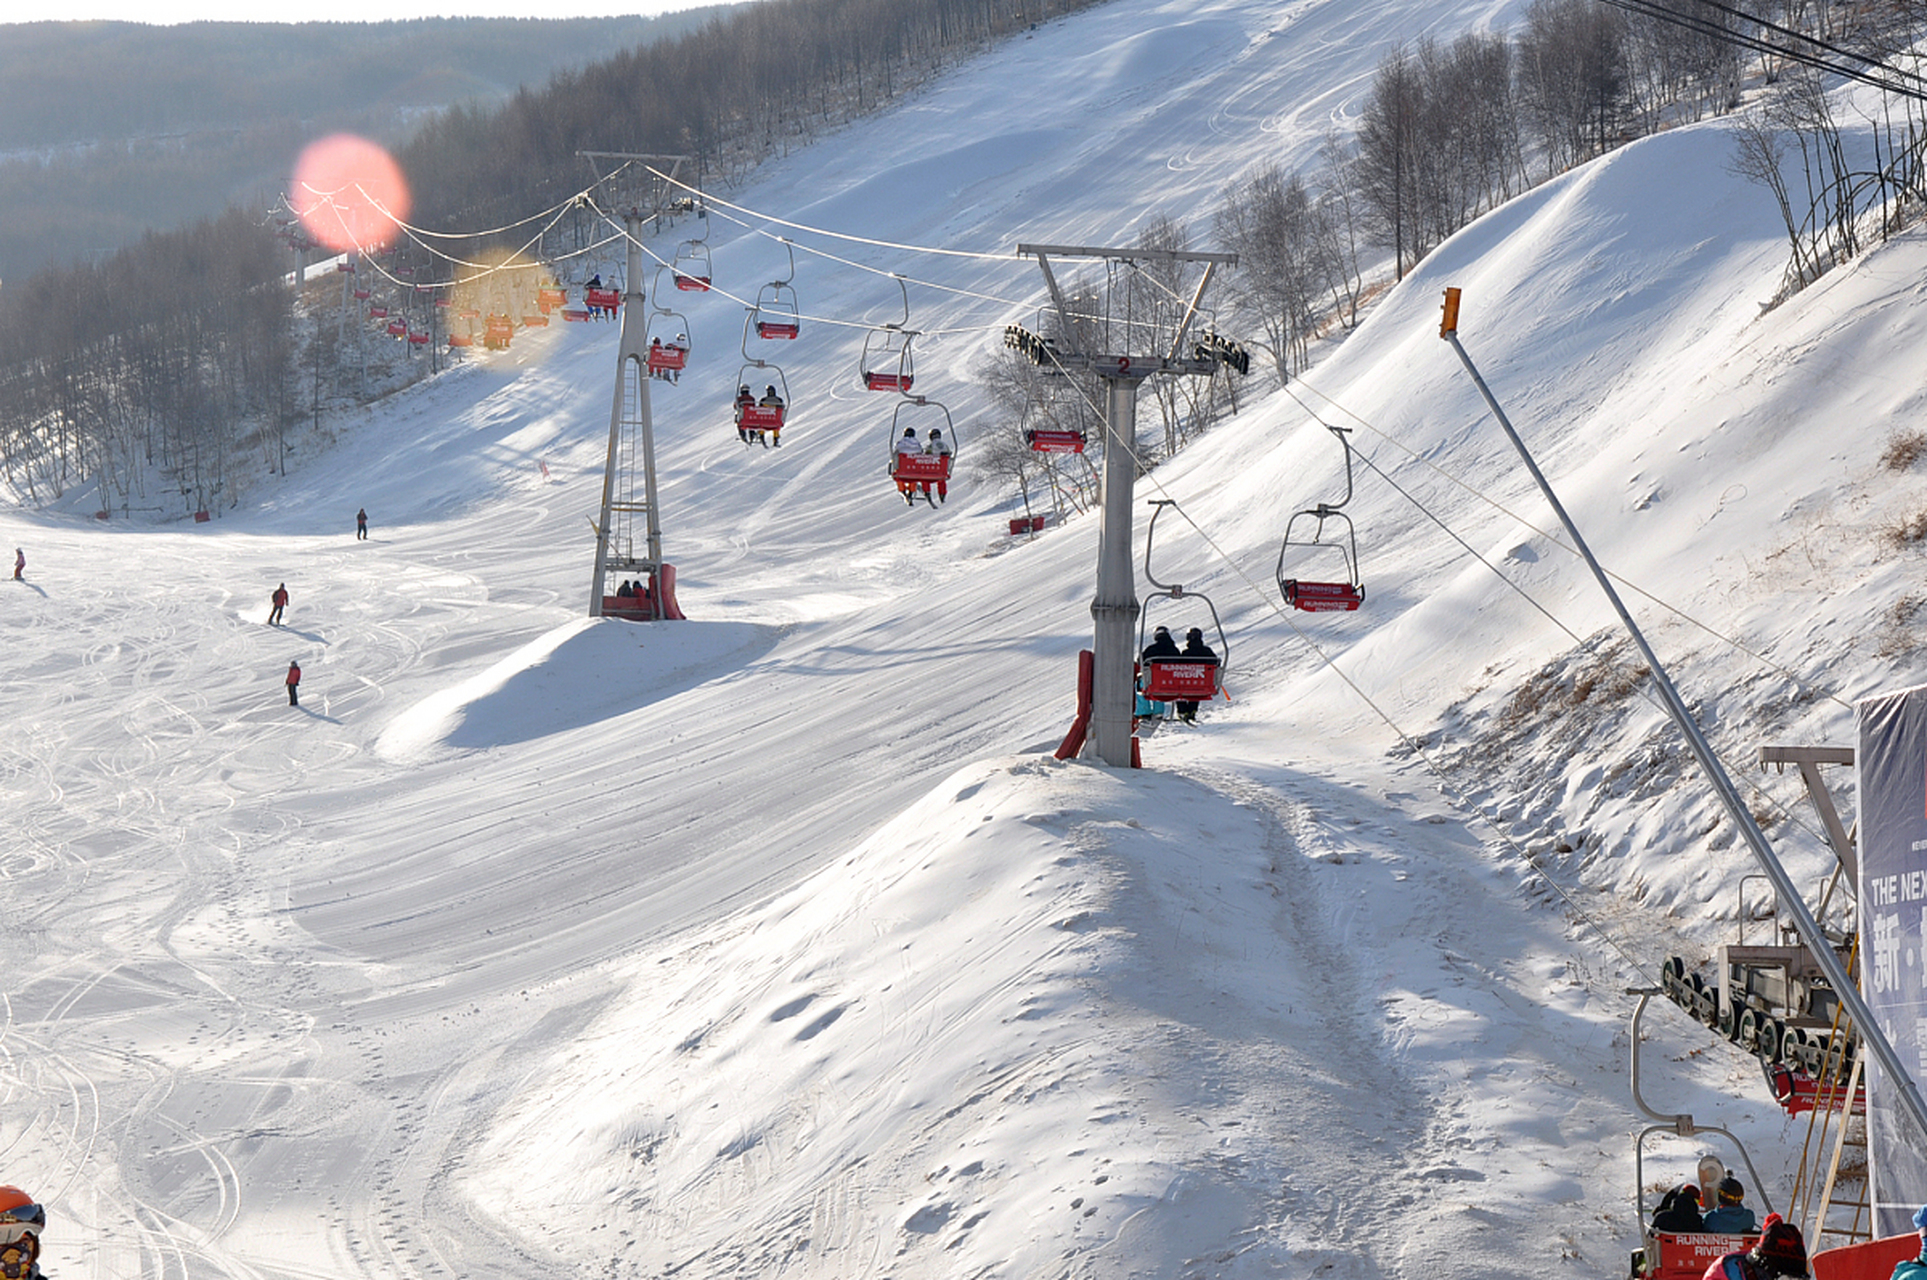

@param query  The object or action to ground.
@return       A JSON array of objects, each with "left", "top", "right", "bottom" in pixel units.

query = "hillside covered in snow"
[{"left": 5, "top": 0, "right": 1927, "bottom": 1276}]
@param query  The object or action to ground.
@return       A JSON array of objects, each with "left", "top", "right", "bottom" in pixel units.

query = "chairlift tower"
[
  {"left": 1018, "top": 243, "right": 1236, "bottom": 767},
  {"left": 588, "top": 207, "right": 673, "bottom": 618},
  {"left": 583, "top": 152, "right": 694, "bottom": 621}
]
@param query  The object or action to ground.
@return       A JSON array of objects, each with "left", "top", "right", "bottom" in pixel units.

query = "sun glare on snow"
[{"left": 291, "top": 133, "right": 411, "bottom": 255}]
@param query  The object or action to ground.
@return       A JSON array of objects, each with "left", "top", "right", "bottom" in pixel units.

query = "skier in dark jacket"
[
  {"left": 1174, "top": 626, "right": 1218, "bottom": 723},
  {"left": 1651, "top": 1184, "right": 1703, "bottom": 1234},
  {"left": 285, "top": 660, "right": 301, "bottom": 707},
  {"left": 269, "top": 583, "right": 289, "bottom": 626},
  {"left": 1703, "top": 1213, "right": 1806, "bottom": 1279},
  {"left": 356, "top": 508, "right": 368, "bottom": 540}
]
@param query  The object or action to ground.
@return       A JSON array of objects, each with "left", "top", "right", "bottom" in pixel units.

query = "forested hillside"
[{"left": 0, "top": 13, "right": 728, "bottom": 279}]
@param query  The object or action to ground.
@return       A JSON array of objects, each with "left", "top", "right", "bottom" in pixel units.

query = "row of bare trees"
[{"left": 0, "top": 211, "right": 293, "bottom": 513}]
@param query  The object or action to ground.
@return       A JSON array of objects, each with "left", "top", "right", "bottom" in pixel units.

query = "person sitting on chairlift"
[
  {"left": 894, "top": 427, "right": 924, "bottom": 504},
  {"left": 735, "top": 385, "right": 756, "bottom": 444},
  {"left": 759, "top": 385, "right": 784, "bottom": 448},
  {"left": 922, "top": 427, "right": 953, "bottom": 504},
  {"left": 1174, "top": 626, "right": 1217, "bottom": 724},
  {"left": 1137, "top": 625, "right": 1180, "bottom": 718}
]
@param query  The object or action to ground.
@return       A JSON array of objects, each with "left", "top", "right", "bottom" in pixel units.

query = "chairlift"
[
  {"left": 732, "top": 357, "right": 791, "bottom": 439},
  {"left": 753, "top": 240, "right": 800, "bottom": 339},
  {"left": 484, "top": 314, "right": 514, "bottom": 351},
  {"left": 672, "top": 238, "right": 711, "bottom": 292},
  {"left": 861, "top": 277, "right": 917, "bottom": 391},
  {"left": 1276, "top": 425, "right": 1365, "bottom": 612},
  {"left": 537, "top": 285, "right": 567, "bottom": 313},
  {"left": 448, "top": 333, "right": 474, "bottom": 349},
  {"left": 1137, "top": 499, "right": 1228, "bottom": 705},
  {"left": 353, "top": 287, "right": 371, "bottom": 301},
  {"left": 584, "top": 285, "right": 621, "bottom": 315},
  {"left": 886, "top": 395, "right": 959, "bottom": 505},
  {"left": 386, "top": 320, "right": 407, "bottom": 338},
  {"left": 647, "top": 304, "right": 691, "bottom": 377},
  {"left": 407, "top": 329, "right": 431, "bottom": 346}
]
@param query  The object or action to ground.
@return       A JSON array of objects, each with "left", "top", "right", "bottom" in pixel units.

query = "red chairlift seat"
[
  {"left": 561, "top": 308, "right": 590, "bottom": 322},
  {"left": 1282, "top": 579, "right": 1363, "bottom": 612},
  {"left": 1026, "top": 427, "right": 1086, "bottom": 454},
  {"left": 756, "top": 319, "right": 799, "bottom": 340},
  {"left": 889, "top": 452, "right": 951, "bottom": 484},
  {"left": 434, "top": 297, "right": 450, "bottom": 309},
  {"left": 386, "top": 320, "right": 407, "bottom": 337},
  {"left": 864, "top": 371, "right": 914, "bottom": 393},
  {"left": 522, "top": 313, "right": 549, "bottom": 328},
  {"left": 448, "top": 333, "right": 474, "bottom": 348},
  {"left": 336, "top": 261, "right": 356, "bottom": 273},
  {"left": 353, "top": 287, "right": 371, "bottom": 301},
  {"left": 460, "top": 307, "right": 481, "bottom": 319},
  {"left": 1140, "top": 655, "right": 1221, "bottom": 703},
  {"left": 600, "top": 566, "right": 687, "bottom": 621},
  {"left": 483, "top": 315, "right": 514, "bottom": 350},
  {"left": 738, "top": 402, "right": 785, "bottom": 432},
  {"left": 648, "top": 343, "right": 689, "bottom": 374},
  {"left": 537, "top": 286, "right": 567, "bottom": 309},
  {"left": 585, "top": 287, "right": 621, "bottom": 312},
  {"left": 673, "top": 273, "right": 710, "bottom": 292},
  {"left": 407, "top": 330, "right": 430, "bottom": 345},
  {"left": 368, "top": 306, "right": 388, "bottom": 319},
  {"left": 1638, "top": 1232, "right": 1758, "bottom": 1280}
]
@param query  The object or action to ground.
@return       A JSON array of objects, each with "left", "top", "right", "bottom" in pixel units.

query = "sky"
[
  {"left": 3, "top": 0, "right": 1923, "bottom": 1272},
  {"left": 3, "top": 0, "right": 721, "bottom": 23}
]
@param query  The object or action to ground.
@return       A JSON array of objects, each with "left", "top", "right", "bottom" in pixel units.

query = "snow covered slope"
[{"left": 6, "top": 0, "right": 1927, "bottom": 1275}]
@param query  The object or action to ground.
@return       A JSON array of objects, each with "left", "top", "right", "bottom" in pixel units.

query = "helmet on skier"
[
  {"left": 928, "top": 428, "right": 942, "bottom": 438},
  {"left": 903, "top": 427, "right": 916, "bottom": 437},
  {"left": 0, "top": 1187, "right": 44, "bottom": 1245}
]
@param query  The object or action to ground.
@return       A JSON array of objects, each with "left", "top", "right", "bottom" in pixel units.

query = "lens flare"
[{"left": 291, "top": 134, "right": 410, "bottom": 255}]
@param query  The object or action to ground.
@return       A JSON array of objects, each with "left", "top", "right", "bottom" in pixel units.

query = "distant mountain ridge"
[{"left": 0, "top": 12, "right": 733, "bottom": 277}]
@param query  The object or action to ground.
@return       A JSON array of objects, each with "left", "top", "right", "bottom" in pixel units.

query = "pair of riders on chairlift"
[{"left": 893, "top": 426, "right": 952, "bottom": 506}]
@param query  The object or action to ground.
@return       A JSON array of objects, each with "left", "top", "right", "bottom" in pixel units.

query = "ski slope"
[{"left": 6, "top": 0, "right": 1927, "bottom": 1274}]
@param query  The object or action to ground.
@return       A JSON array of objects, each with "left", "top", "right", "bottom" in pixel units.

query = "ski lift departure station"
[
  {"left": 1137, "top": 499, "right": 1228, "bottom": 704},
  {"left": 1276, "top": 424, "right": 1365, "bottom": 612}
]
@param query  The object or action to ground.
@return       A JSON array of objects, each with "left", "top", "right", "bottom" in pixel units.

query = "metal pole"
[
  {"left": 629, "top": 212, "right": 666, "bottom": 618},
  {"left": 1087, "top": 375, "right": 1141, "bottom": 767},
  {"left": 1440, "top": 291, "right": 1927, "bottom": 1150}
]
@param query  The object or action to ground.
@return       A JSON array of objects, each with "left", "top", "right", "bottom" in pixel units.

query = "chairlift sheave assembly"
[
  {"left": 1277, "top": 425, "right": 1365, "bottom": 612},
  {"left": 1137, "top": 499, "right": 1228, "bottom": 704}
]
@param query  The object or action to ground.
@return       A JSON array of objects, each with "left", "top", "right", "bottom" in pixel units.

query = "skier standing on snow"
[
  {"left": 268, "top": 583, "right": 289, "bottom": 626},
  {"left": 11, "top": 548, "right": 22, "bottom": 580},
  {"left": 285, "top": 660, "right": 301, "bottom": 707},
  {"left": 356, "top": 508, "right": 368, "bottom": 540},
  {"left": 0, "top": 1185, "right": 44, "bottom": 1280}
]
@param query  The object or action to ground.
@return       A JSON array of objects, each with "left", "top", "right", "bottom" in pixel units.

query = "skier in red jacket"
[{"left": 285, "top": 660, "right": 301, "bottom": 707}]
